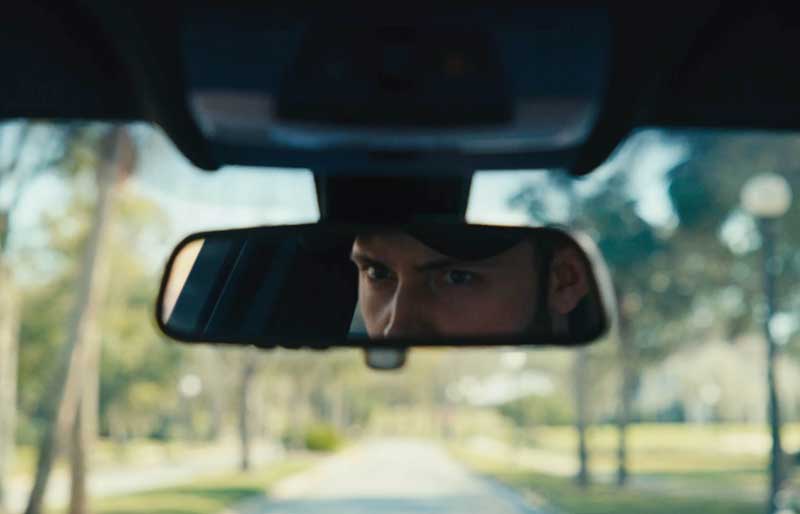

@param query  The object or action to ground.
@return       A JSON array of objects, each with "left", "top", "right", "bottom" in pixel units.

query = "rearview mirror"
[{"left": 156, "top": 223, "right": 615, "bottom": 347}]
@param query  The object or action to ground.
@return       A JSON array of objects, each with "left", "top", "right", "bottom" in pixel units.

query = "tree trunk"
[
  {"left": 24, "top": 128, "right": 128, "bottom": 514},
  {"left": 0, "top": 263, "right": 19, "bottom": 514},
  {"left": 80, "top": 321, "right": 102, "bottom": 449},
  {"left": 574, "top": 348, "right": 590, "bottom": 487},
  {"left": 202, "top": 349, "right": 224, "bottom": 441},
  {"left": 238, "top": 353, "right": 257, "bottom": 471},
  {"left": 0, "top": 123, "right": 73, "bottom": 514},
  {"left": 67, "top": 272, "right": 106, "bottom": 514},
  {"left": 330, "top": 381, "right": 344, "bottom": 431},
  {"left": 616, "top": 390, "right": 630, "bottom": 487},
  {"left": 68, "top": 399, "right": 88, "bottom": 514},
  {"left": 616, "top": 309, "right": 637, "bottom": 487},
  {"left": 288, "top": 374, "right": 312, "bottom": 450},
  {"left": 616, "top": 363, "right": 638, "bottom": 487}
]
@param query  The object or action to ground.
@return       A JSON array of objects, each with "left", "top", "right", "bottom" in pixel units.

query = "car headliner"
[{"left": 4, "top": 2, "right": 800, "bottom": 175}]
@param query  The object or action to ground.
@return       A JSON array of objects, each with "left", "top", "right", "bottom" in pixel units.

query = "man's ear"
[{"left": 548, "top": 244, "right": 591, "bottom": 316}]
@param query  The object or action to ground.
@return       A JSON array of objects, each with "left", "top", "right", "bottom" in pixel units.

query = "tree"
[
  {"left": 509, "top": 130, "right": 800, "bottom": 493},
  {"left": 0, "top": 122, "right": 74, "bottom": 514},
  {"left": 573, "top": 347, "right": 591, "bottom": 486},
  {"left": 68, "top": 127, "right": 136, "bottom": 514},
  {"left": 510, "top": 171, "right": 598, "bottom": 486},
  {"left": 0, "top": 264, "right": 18, "bottom": 514},
  {"left": 508, "top": 132, "right": 701, "bottom": 486},
  {"left": 200, "top": 349, "right": 225, "bottom": 441},
  {"left": 581, "top": 179, "right": 662, "bottom": 487},
  {"left": 614, "top": 289, "right": 638, "bottom": 485},
  {"left": 97, "top": 194, "right": 180, "bottom": 443},
  {"left": 660, "top": 133, "right": 800, "bottom": 512},
  {"left": 238, "top": 348, "right": 259, "bottom": 471},
  {"left": 24, "top": 126, "right": 133, "bottom": 514}
]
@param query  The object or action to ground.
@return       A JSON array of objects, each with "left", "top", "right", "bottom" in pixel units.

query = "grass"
[
  {"left": 86, "top": 457, "right": 316, "bottom": 514},
  {"left": 455, "top": 448, "right": 762, "bottom": 514},
  {"left": 506, "top": 423, "right": 792, "bottom": 477},
  {"left": 491, "top": 469, "right": 760, "bottom": 514},
  {"left": 521, "top": 423, "right": 783, "bottom": 473},
  {"left": 451, "top": 423, "right": 787, "bottom": 514},
  {"left": 13, "top": 439, "right": 222, "bottom": 478}
]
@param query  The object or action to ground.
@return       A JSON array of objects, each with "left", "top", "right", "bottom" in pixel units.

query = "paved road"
[{"left": 246, "top": 439, "right": 543, "bottom": 514}]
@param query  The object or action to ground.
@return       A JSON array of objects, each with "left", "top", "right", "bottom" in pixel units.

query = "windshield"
[{"left": 1, "top": 122, "right": 798, "bottom": 514}]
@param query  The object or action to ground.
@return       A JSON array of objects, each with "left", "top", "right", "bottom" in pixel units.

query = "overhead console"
[{"left": 181, "top": 7, "right": 611, "bottom": 173}]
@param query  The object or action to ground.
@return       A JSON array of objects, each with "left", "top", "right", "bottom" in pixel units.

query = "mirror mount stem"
[{"left": 314, "top": 173, "right": 472, "bottom": 224}]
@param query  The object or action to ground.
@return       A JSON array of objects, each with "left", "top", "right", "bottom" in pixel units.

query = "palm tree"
[
  {"left": 24, "top": 126, "right": 134, "bottom": 514},
  {"left": 0, "top": 123, "right": 74, "bottom": 514}
]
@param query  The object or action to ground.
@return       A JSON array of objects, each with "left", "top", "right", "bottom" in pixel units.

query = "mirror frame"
[{"left": 155, "top": 222, "right": 618, "bottom": 349}]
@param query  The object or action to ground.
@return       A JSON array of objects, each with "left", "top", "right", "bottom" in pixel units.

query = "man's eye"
[
  {"left": 366, "top": 265, "right": 392, "bottom": 281},
  {"left": 443, "top": 269, "right": 477, "bottom": 286}
]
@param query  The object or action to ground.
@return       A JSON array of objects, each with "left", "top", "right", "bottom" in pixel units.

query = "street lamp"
[
  {"left": 740, "top": 172, "right": 792, "bottom": 514},
  {"left": 179, "top": 374, "right": 203, "bottom": 398}
]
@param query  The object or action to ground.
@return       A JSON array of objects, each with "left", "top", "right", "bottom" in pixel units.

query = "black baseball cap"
[{"left": 403, "top": 223, "right": 530, "bottom": 261}]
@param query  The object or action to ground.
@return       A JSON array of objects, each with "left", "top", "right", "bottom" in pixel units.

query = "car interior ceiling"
[{"left": 5, "top": 2, "right": 800, "bottom": 181}]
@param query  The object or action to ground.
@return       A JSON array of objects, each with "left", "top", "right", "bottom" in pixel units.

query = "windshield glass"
[{"left": 2, "top": 122, "right": 798, "bottom": 514}]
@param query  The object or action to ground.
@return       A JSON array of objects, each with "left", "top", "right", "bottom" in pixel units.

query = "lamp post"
[{"left": 741, "top": 172, "right": 793, "bottom": 514}]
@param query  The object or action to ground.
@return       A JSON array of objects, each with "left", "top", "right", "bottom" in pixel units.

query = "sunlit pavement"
[{"left": 249, "top": 438, "right": 542, "bottom": 514}]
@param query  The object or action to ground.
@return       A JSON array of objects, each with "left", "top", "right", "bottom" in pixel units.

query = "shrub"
[{"left": 304, "top": 424, "right": 343, "bottom": 452}]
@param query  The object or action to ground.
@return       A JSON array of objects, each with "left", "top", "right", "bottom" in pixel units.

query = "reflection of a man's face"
[
  {"left": 350, "top": 231, "right": 595, "bottom": 340},
  {"left": 350, "top": 232, "right": 541, "bottom": 339}
]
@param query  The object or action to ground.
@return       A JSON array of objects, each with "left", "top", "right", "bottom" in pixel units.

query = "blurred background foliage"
[{"left": 0, "top": 122, "right": 799, "bottom": 514}]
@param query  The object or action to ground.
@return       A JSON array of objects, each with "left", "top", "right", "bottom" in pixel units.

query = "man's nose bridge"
[{"left": 384, "top": 280, "right": 424, "bottom": 336}]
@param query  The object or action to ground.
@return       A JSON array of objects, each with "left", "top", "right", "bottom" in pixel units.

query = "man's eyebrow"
[{"left": 350, "top": 250, "right": 385, "bottom": 267}]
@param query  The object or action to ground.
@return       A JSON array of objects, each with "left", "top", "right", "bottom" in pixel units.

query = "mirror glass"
[{"left": 157, "top": 223, "right": 613, "bottom": 346}]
